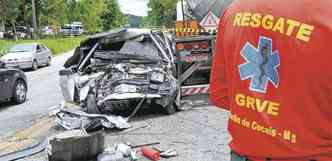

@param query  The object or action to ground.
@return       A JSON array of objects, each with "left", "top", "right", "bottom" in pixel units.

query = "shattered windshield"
[{"left": 119, "top": 40, "right": 161, "bottom": 59}]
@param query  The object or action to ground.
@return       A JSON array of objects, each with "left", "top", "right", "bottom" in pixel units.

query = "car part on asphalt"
[
  {"left": 98, "top": 143, "right": 138, "bottom": 161},
  {"left": 60, "top": 28, "right": 179, "bottom": 115},
  {"left": 160, "top": 149, "right": 178, "bottom": 158},
  {"left": 98, "top": 142, "right": 160, "bottom": 161},
  {"left": 0, "top": 138, "right": 47, "bottom": 161},
  {"left": 126, "top": 97, "right": 145, "bottom": 121},
  {"left": 48, "top": 130, "right": 104, "bottom": 161},
  {"left": 55, "top": 107, "right": 131, "bottom": 132}
]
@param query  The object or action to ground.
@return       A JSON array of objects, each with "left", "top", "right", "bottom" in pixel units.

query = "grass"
[{"left": 0, "top": 36, "right": 85, "bottom": 56}]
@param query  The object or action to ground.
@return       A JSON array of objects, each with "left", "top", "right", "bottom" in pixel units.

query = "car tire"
[
  {"left": 165, "top": 103, "right": 177, "bottom": 115},
  {"left": 46, "top": 57, "right": 51, "bottom": 66},
  {"left": 86, "top": 94, "right": 101, "bottom": 114},
  {"left": 32, "top": 60, "right": 38, "bottom": 70},
  {"left": 12, "top": 79, "right": 27, "bottom": 104}
]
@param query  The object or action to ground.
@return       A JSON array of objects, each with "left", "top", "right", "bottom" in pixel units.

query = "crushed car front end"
[{"left": 60, "top": 28, "right": 179, "bottom": 114}]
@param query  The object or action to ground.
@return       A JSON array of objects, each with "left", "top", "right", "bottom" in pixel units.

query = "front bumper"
[
  {"left": 100, "top": 93, "right": 161, "bottom": 101},
  {"left": 5, "top": 61, "right": 33, "bottom": 69}
]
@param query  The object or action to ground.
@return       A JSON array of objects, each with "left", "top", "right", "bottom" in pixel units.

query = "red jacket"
[{"left": 210, "top": 0, "right": 332, "bottom": 160}]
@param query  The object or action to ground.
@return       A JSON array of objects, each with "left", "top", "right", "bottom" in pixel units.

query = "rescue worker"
[{"left": 210, "top": 0, "right": 332, "bottom": 161}]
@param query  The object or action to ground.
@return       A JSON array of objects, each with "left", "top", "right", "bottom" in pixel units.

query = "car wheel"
[
  {"left": 164, "top": 103, "right": 177, "bottom": 115},
  {"left": 12, "top": 79, "right": 27, "bottom": 104},
  {"left": 46, "top": 57, "right": 51, "bottom": 66},
  {"left": 32, "top": 60, "right": 38, "bottom": 70}
]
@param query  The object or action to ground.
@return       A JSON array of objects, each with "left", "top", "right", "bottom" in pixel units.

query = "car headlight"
[
  {"left": 0, "top": 58, "right": 6, "bottom": 63},
  {"left": 113, "top": 84, "right": 137, "bottom": 93},
  {"left": 151, "top": 72, "right": 164, "bottom": 82}
]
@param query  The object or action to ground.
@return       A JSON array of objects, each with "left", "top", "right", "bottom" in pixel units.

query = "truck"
[
  {"left": 60, "top": 22, "right": 84, "bottom": 36},
  {"left": 175, "top": 0, "right": 233, "bottom": 98}
]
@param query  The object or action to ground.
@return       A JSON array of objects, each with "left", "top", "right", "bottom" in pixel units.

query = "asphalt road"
[
  {"left": 0, "top": 51, "right": 73, "bottom": 141},
  {"left": 0, "top": 50, "right": 232, "bottom": 161}
]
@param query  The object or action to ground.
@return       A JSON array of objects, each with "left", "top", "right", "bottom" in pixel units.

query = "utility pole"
[
  {"left": 31, "top": 0, "right": 38, "bottom": 39},
  {"left": 181, "top": 0, "right": 185, "bottom": 21}
]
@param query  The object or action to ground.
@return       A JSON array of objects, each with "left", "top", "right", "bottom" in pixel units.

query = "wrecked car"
[{"left": 59, "top": 28, "right": 179, "bottom": 115}]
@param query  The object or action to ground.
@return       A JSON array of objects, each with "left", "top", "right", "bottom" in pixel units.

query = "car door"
[{"left": 0, "top": 69, "right": 12, "bottom": 99}]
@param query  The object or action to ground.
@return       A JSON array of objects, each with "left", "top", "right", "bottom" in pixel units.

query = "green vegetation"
[
  {"left": 143, "top": 0, "right": 178, "bottom": 27},
  {"left": 0, "top": 36, "right": 85, "bottom": 56},
  {"left": 126, "top": 14, "right": 143, "bottom": 28},
  {"left": 1, "top": 0, "right": 126, "bottom": 34}
]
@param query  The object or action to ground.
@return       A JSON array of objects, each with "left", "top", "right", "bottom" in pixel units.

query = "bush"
[{"left": 0, "top": 36, "right": 85, "bottom": 56}]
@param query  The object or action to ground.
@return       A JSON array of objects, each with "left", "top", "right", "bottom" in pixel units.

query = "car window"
[
  {"left": 37, "top": 45, "right": 41, "bottom": 51},
  {"left": 119, "top": 40, "right": 160, "bottom": 58},
  {"left": 9, "top": 44, "right": 35, "bottom": 52}
]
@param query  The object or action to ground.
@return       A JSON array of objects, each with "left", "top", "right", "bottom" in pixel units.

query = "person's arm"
[{"left": 210, "top": 19, "right": 229, "bottom": 110}]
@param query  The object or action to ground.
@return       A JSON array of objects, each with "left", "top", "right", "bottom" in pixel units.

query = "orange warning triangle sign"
[{"left": 200, "top": 11, "right": 220, "bottom": 28}]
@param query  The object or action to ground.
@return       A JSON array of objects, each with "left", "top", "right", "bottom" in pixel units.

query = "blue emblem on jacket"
[{"left": 238, "top": 36, "right": 280, "bottom": 93}]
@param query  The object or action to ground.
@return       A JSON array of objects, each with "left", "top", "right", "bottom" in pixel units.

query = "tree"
[
  {"left": 0, "top": 0, "right": 20, "bottom": 39},
  {"left": 77, "top": 0, "right": 105, "bottom": 33},
  {"left": 146, "top": 0, "right": 177, "bottom": 27},
  {"left": 39, "top": 0, "right": 69, "bottom": 27},
  {"left": 0, "top": 0, "right": 127, "bottom": 37},
  {"left": 67, "top": 0, "right": 79, "bottom": 22},
  {"left": 101, "top": 0, "right": 127, "bottom": 31}
]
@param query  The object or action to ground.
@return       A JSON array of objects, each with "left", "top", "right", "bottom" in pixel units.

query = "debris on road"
[
  {"left": 140, "top": 146, "right": 160, "bottom": 161},
  {"left": 97, "top": 142, "right": 167, "bottom": 161},
  {"left": 55, "top": 107, "right": 131, "bottom": 132},
  {"left": 48, "top": 130, "right": 105, "bottom": 161},
  {"left": 160, "top": 149, "right": 178, "bottom": 158},
  {"left": 98, "top": 143, "right": 139, "bottom": 161},
  {"left": 0, "top": 139, "right": 47, "bottom": 161}
]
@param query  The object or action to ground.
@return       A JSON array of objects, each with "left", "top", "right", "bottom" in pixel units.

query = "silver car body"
[
  {"left": 60, "top": 28, "right": 178, "bottom": 113},
  {"left": 1, "top": 43, "right": 53, "bottom": 69}
]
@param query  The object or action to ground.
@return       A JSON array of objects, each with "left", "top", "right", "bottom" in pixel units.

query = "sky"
[{"left": 118, "top": 0, "right": 149, "bottom": 17}]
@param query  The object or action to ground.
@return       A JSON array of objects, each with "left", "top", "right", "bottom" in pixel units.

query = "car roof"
[
  {"left": 13, "top": 43, "right": 39, "bottom": 46},
  {"left": 82, "top": 28, "right": 153, "bottom": 46},
  {"left": 87, "top": 28, "right": 151, "bottom": 40}
]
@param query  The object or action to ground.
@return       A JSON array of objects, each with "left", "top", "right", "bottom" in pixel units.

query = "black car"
[{"left": 0, "top": 61, "right": 28, "bottom": 104}]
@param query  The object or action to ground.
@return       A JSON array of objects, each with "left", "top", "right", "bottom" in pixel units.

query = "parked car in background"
[
  {"left": 71, "top": 22, "right": 84, "bottom": 36},
  {"left": 60, "top": 22, "right": 84, "bottom": 36},
  {"left": 42, "top": 26, "right": 55, "bottom": 35},
  {"left": 16, "top": 26, "right": 32, "bottom": 39},
  {"left": 0, "top": 61, "right": 27, "bottom": 104},
  {"left": 0, "top": 43, "right": 53, "bottom": 70}
]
